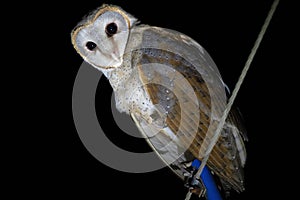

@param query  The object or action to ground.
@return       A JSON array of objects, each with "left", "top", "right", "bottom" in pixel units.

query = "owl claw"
[
  {"left": 184, "top": 174, "right": 206, "bottom": 198},
  {"left": 181, "top": 161, "right": 193, "bottom": 168},
  {"left": 182, "top": 160, "right": 207, "bottom": 198}
]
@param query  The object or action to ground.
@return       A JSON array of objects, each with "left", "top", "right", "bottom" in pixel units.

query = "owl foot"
[{"left": 182, "top": 161, "right": 206, "bottom": 198}]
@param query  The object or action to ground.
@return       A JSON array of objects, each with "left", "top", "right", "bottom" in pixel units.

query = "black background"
[{"left": 12, "top": 0, "right": 296, "bottom": 199}]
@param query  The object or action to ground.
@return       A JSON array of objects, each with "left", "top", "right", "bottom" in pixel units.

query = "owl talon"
[
  {"left": 181, "top": 161, "right": 192, "bottom": 169},
  {"left": 182, "top": 161, "right": 206, "bottom": 198},
  {"left": 184, "top": 175, "right": 206, "bottom": 198}
]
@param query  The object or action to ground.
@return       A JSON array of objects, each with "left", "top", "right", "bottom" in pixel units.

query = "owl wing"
[{"left": 127, "top": 26, "right": 247, "bottom": 192}]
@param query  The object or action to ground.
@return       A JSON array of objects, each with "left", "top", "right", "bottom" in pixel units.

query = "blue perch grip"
[{"left": 191, "top": 159, "right": 223, "bottom": 200}]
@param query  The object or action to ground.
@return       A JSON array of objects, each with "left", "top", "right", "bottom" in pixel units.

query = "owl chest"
[{"left": 109, "top": 70, "right": 154, "bottom": 117}]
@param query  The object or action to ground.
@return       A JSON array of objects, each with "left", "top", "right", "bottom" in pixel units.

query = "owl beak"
[
  {"left": 109, "top": 49, "right": 123, "bottom": 67},
  {"left": 96, "top": 53, "right": 122, "bottom": 69},
  {"left": 90, "top": 48, "right": 122, "bottom": 69},
  {"left": 111, "top": 51, "right": 119, "bottom": 62}
]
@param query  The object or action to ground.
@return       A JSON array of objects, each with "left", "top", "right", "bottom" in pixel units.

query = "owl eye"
[
  {"left": 105, "top": 22, "right": 118, "bottom": 37},
  {"left": 86, "top": 41, "right": 97, "bottom": 51}
]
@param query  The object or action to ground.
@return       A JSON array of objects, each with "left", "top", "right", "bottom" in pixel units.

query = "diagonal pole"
[{"left": 185, "top": 0, "right": 280, "bottom": 199}]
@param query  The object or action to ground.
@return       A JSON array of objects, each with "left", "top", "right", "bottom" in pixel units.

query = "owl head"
[{"left": 71, "top": 4, "right": 137, "bottom": 71}]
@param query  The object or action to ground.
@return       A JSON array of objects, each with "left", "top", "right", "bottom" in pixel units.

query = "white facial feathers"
[{"left": 71, "top": 5, "right": 138, "bottom": 69}]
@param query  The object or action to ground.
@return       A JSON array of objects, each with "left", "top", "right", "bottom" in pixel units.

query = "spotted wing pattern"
[{"left": 128, "top": 26, "right": 247, "bottom": 192}]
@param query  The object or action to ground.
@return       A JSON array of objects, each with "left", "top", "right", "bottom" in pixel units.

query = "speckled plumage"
[{"left": 71, "top": 4, "right": 247, "bottom": 196}]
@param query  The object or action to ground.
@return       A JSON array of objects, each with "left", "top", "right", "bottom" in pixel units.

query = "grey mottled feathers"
[{"left": 126, "top": 26, "right": 247, "bottom": 192}]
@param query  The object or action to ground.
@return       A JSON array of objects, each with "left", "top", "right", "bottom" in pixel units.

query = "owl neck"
[{"left": 105, "top": 62, "right": 134, "bottom": 92}]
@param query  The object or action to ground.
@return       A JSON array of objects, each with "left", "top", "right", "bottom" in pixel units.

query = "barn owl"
[{"left": 71, "top": 4, "right": 247, "bottom": 198}]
